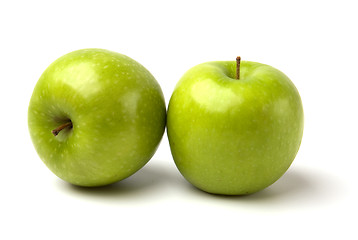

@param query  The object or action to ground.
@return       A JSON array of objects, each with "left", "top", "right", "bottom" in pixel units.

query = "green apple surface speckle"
[
  {"left": 167, "top": 59, "right": 304, "bottom": 195},
  {"left": 28, "top": 49, "right": 166, "bottom": 187}
]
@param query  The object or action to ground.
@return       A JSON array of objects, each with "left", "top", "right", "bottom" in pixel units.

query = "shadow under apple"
[
  {"left": 54, "top": 160, "right": 180, "bottom": 201},
  {"left": 187, "top": 166, "right": 346, "bottom": 208}
]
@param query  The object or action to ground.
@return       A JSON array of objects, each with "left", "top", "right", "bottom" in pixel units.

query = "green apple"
[
  {"left": 167, "top": 57, "right": 304, "bottom": 195},
  {"left": 28, "top": 48, "right": 166, "bottom": 187}
]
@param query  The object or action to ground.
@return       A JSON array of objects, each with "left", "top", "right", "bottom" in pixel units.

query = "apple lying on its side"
[
  {"left": 167, "top": 57, "right": 304, "bottom": 195},
  {"left": 28, "top": 48, "right": 166, "bottom": 187}
]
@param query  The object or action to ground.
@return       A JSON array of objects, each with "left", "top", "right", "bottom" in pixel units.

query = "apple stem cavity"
[
  {"left": 52, "top": 121, "right": 73, "bottom": 136},
  {"left": 236, "top": 56, "right": 241, "bottom": 80}
]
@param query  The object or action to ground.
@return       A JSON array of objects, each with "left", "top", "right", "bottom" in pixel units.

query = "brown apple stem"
[
  {"left": 236, "top": 56, "right": 241, "bottom": 80},
  {"left": 52, "top": 121, "right": 72, "bottom": 136}
]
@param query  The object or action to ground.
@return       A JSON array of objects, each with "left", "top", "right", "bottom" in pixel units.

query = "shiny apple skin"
[
  {"left": 167, "top": 61, "right": 304, "bottom": 195},
  {"left": 28, "top": 49, "right": 166, "bottom": 186}
]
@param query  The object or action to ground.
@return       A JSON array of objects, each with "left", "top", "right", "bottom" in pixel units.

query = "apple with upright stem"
[
  {"left": 28, "top": 49, "right": 166, "bottom": 187},
  {"left": 167, "top": 57, "right": 304, "bottom": 195}
]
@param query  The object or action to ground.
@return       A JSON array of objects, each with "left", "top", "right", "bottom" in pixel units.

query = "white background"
[{"left": 1, "top": 0, "right": 357, "bottom": 239}]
